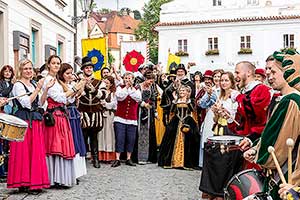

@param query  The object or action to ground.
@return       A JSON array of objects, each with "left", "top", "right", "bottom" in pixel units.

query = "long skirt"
[
  {"left": 7, "top": 120, "right": 49, "bottom": 189},
  {"left": 44, "top": 104, "right": 76, "bottom": 186},
  {"left": 98, "top": 111, "right": 116, "bottom": 161},
  {"left": 68, "top": 106, "right": 87, "bottom": 178},
  {"left": 155, "top": 99, "right": 165, "bottom": 146},
  {"left": 46, "top": 156, "right": 76, "bottom": 187}
]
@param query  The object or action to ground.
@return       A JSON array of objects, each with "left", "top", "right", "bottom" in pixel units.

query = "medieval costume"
[
  {"left": 67, "top": 84, "right": 87, "bottom": 179},
  {"left": 43, "top": 75, "right": 76, "bottom": 187},
  {"left": 250, "top": 50, "right": 300, "bottom": 200},
  {"left": 235, "top": 81, "right": 271, "bottom": 142},
  {"left": 0, "top": 66, "right": 14, "bottom": 178},
  {"left": 7, "top": 81, "right": 49, "bottom": 190},
  {"left": 111, "top": 77, "right": 142, "bottom": 167},
  {"left": 137, "top": 78, "right": 158, "bottom": 164},
  {"left": 213, "top": 90, "right": 239, "bottom": 135},
  {"left": 158, "top": 96, "right": 200, "bottom": 169},
  {"left": 98, "top": 89, "right": 117, "bottom": 162},
  {"left": 78, "top": 57, "right": 105, "bottom": 168}
]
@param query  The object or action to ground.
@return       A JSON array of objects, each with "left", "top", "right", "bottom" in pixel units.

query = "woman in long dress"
[
  {"left": 42, "top": 55, "right": 85, "bottom": 187},
  {"left": 7, "top": 59, "right": 51, "bottom": 193},
  {"left": 158, "top": 85, "right": 200, "bottom": 169},
  {"left": 98, "top": 75, "right": 117, "bottom": 162},
  {"left": 138, "top": 71, "right": 157, "bottom": 164},
  {"left": 57, "top": 63, "right": 87, "bottom": 181}
]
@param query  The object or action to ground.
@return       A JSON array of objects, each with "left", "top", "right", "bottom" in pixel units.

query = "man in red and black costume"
[{"left": 234, "top": 61, "right": 271, "bottom": 143}]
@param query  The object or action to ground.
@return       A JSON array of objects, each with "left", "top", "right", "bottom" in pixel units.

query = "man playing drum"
[{"left": 243, "top": 50, "right": 300, "bottom": 200}]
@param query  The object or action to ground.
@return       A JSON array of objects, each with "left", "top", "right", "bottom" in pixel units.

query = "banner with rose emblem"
[{"left": 120, "top": 41, "right": 147, "bottom": 73}]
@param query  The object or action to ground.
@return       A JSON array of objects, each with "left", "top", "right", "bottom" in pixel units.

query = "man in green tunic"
[{"left": 243, "top": 49, "right": 300, "bottom": 200}]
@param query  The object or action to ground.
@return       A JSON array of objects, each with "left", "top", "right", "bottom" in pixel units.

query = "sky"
[{"left": 94, "top": 0, "right": 150, "bottom": 12}]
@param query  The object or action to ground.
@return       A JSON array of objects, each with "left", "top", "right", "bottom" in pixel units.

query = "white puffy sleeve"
[
  {"left": 12, "top": 82, "right": 33, "bottom": 109},
  {"left": 105, "top": 93, "right": 117, "bottom": 110},
  {"left": 115, "top": 86, "right": 128, "bottom": 101},
  {"left": 128, "top": 87, "right": 142, "bottom": 102},
  {"left": 43, "top": 76, "right": 67, "bottom": 104}
]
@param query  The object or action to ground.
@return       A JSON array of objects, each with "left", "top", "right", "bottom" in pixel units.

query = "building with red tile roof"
[{"left": 88, "top": 11, "right": 140, "bottom": 67}]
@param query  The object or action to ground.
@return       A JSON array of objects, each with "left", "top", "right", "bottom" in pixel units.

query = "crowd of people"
[{"left": 0, "top": 49, "right": 299, "bottom": 200}]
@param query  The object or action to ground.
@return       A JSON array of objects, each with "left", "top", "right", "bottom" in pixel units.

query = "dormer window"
[
  {"left": 247, "top": 0, "right": 259, "bottom": 5},
  {"left": 213, "top": 0, "right": 221, "bottom": 6}
]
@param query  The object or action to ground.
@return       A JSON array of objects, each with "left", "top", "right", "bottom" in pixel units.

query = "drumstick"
[
  {"left": 286, "top": 138, "right": 295, "bottom": 184},
  {"left": 223, "top": 111, "right": 240, "bottom": 126},
  {"left": 268, "top": 146, "right": 287, "bottom": 184},
  {"left": 6, "top": 92, "right": 32, "bottom": 101}
]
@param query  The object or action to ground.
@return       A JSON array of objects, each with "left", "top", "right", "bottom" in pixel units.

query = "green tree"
[
  {"left": 135, "top": 0, "right": 172, "bottom": 63},
  {"left": 108, "top": 48, "right": 115, "bottom": 66}
]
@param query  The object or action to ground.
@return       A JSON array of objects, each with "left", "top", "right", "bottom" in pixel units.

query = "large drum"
[
  {"left": 0, "top": 113, "right": 27, "bottom": 141},
  {"left": 199, "top": 135, "right": 244, "bottom": 197},
  {"left": 224, "top": 169, "right": 269, "bottom": 200},
  {"left": 243, "top": 193, "right": 273, "bottom": 200}
]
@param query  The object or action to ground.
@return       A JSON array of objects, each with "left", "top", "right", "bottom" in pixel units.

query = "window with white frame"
[
  {"left": 213, "top": 0, "right": 222, "bottom": 6},
  {"left": 178, "top": 39, "right": 188, "bottom": 52},
  {"left": 240, "top": 36, "right": 251, "bottom": 49},
  {"left": 283, "top": 34, "right": 294, "bottom": 48},
  {"left": 247, "top": 0, "right": 259, "bottom": 5},
  {"left": 208, "top": 37, "right": 218, "bottom": 50}
]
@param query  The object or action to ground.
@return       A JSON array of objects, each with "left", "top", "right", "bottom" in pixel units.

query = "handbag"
[{"left": 44, "top": 112, "right": 55, "bottom": 126}]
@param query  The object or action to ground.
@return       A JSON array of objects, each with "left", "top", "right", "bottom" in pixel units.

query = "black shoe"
[
  {"left": 92, "top": 155, "right": 101, "bottom": 168},
  {"left": 93, "top": 160, "right": 101, "bottom": 168},
  {"left": 111, "top": 160, "right": 121, "bottom": 167},
  {"left": 125, "top": 159, "right": 136, "bottom": 166},
  {"left": 27, "top": 189, "right": 42, "bottom": 195}
]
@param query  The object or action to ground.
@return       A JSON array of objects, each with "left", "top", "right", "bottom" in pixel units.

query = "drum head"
[
  {"left": 207, "top": 135, "right": 243, "bottom": 144},
  {"left": 0, "top": 113, "right": 28, "bottom": 127}
]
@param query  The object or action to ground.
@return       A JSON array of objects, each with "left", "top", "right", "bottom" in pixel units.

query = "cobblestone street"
[{"left": 0, "top": 162, "right": 201, "bottom": 200}]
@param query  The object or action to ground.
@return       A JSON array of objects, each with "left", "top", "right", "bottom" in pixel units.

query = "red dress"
[
  {"left": 7, "top": 82, "right": 49, "bottom": 190},
  {"left": 44, "top": 98, "right": 75, "bottom": 159}
]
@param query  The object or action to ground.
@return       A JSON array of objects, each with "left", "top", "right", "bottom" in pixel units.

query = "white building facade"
[
  {"left": 155, "top": 0, "right": 300, "bottom": 72},
  {"left": 0, "top": 0, "right": 88, "bottom": 70}
]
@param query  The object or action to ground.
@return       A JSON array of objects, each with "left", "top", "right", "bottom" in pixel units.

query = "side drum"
[
  {"left": 243, "top": 192, "right": 273, "bottom": 200},
  {"left": 224, "top": 169, "right": 266, "bottom": 200},
  {"left": 0, "top": 113, "right": 28, "bottom": 141},
  {"left": 199, "top": 135, "right": 244, "bottom": 197}
]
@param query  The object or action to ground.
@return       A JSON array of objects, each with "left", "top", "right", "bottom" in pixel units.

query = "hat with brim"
[
  {"left": 81, "top": 56, "right": 94, "bottom": 70},
  {"left": 175, "top": 63, "right": 187, "bottom": 74}
]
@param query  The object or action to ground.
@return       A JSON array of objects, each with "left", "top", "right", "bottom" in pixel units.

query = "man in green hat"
[{"left": 243, "top": 49, "right": 300, "bottom": 200}]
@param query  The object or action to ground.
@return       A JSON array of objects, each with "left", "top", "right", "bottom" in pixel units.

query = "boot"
[{"left": 92, "top": 155, "right": 100, "bottom": 168}]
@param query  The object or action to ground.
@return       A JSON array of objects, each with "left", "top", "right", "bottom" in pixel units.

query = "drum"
[
  {"left": 207, "top": 135, "right": 244, "bottom": 154},
  {"left": 0, "top": 113, "right": 28, "bottom": 141},
  {"left": 199, "top": 135, "right": 244, "bottom": 197},
  {"left": 224, "top": 169, "right": 266, "bottom": 200},
  {"left": 243, "top": 192, "right": 273, "bottom": 200}
]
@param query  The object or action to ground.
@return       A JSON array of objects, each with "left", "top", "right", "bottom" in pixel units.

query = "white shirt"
[
  {"left": 12, "top": 81, "right": 39, "bottom": 109},
  {"left": 43, "top": 75, "right": 67, "bottom": 104},
  {"left": 114, "top": 86, "right": 141, "bottom": 126}
]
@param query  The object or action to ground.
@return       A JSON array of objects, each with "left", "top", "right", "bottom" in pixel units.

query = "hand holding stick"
[
  {"left": 286, "top": 138, "right": 295, "bottom": 184},
  {"left": 268, "top": 146, "right": 287, "bottom": 184},
  {"left": 7, "top": 92, "right": 32, "bottom": 101}
]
